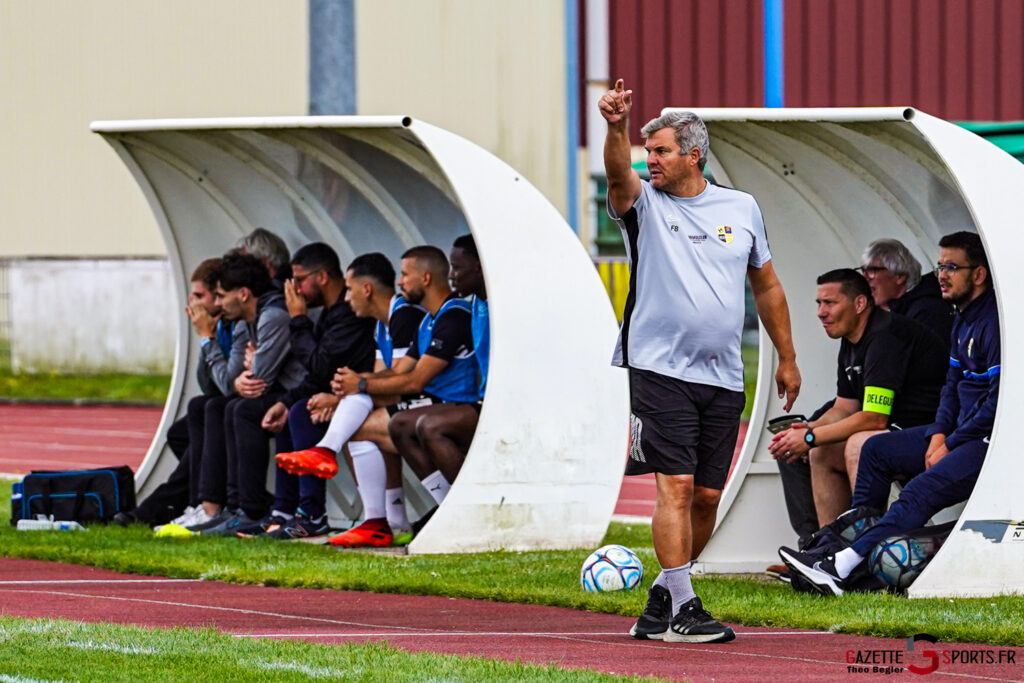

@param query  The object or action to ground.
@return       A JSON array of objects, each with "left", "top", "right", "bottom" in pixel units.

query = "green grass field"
[
  {"left": 0, "top": 369, "right": 170, "bottom": 404},
  {"left": 0, "top": 616, "right": 664, "bottom": 682},
  {"left": 1, "top": 479, "right": 1022, "bottom": 647}
]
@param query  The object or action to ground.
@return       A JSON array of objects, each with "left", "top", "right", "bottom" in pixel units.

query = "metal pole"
[
  {"left": 763, "top": 0, "right": 784, "bottom": 108},
  {"left": 565, "top": 0, "right": 581, "bottom": 234},
  {"left": 309, "top": 0, "right": 356, "bottom": 115}
]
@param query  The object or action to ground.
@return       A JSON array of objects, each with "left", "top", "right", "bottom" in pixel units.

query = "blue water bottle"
[{"left": 11, "top": 481, "right": 23, "bottom": 523}]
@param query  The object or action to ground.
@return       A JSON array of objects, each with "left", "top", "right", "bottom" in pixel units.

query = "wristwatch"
[
  {"left": 357, "top": 377, "right": 368, "bottom": 394},
  {"left": 804, "top": 428, "right": 817, "bottom": 448}
]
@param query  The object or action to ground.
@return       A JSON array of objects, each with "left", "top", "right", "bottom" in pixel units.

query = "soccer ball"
[
  {"left": 580, "top": 544, "right": 643, "bottom": 592},
  {"left": 834, "top": 507, "right": 881, "bottom": 544},
  {"left": 869, "top": 533, "right": 941, "bottom": 593}
]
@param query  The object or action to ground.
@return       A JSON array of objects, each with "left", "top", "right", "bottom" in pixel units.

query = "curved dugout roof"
[
  {"left": 678, "top": 107, "right": 1024, "bottom": 598},
  {"left": 92, "top": 116, "right": 629, "bottom": 554}
]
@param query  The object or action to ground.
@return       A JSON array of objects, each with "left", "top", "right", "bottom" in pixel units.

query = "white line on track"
[
  {"left": 239, "top": 632, "right": 630, "bottom": 638},
  {"left": 0, "top": 579, "right": 199, "bottom": 585},
  {"left": 0, "top": 442, "right": 144, "bottom": 453},
  {"left": 47, "top": 427, "right": 155, "bottom": 438},
  {"left": 0, "top": 589, "right": 444, "bottom": 633},
  {"left": 610, "top": 514, "right": 653, "bottom": 524},
  {"left": 237, "top": 630, "right": 835, "bottom": 638}
]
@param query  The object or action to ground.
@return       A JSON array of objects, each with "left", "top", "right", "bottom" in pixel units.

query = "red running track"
[
  {"left": 1, "top": 558, "right": 1021, "bottom": 682},
  {"left": 0, "top": 404, "right": 749, "bottom": 519},
  {"left": 0, "top": 404, "right": 161, "bottom": 474}
]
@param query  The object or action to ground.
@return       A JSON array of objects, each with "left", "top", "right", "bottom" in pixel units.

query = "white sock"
[
  {"left": 653, "top": 571, "right": 668, "bottom": 590},
  {"left": 269, "top": 509, "right": 294, "bottom": 521},
  {"left": 349, "top": 441, "right": 386, "bottom": 520},
  {"left": 317, "top": 393, "right": 374, "bottom": 452},
  {"left": 833, "top": 547, "right": 864, "bottom": 579},
  {"left": 663, "top": 563, "right": 696, "bottom": 615},
  {"left": 420, "top": 470, "right": 451, "bottom": 504},
  {"left": 386, "top": 487, "right": 409, "bottom": 530}
]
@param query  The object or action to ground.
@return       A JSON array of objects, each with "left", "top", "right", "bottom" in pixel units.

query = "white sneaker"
[
  {"left": 184, "top": 507, "right": 216, "bottom": 530},
  {"left": 154, "top": 506, "right": 211, "bottom": 534},
  {"left": 169, "top": 505, "right": 198, "bottom": 526},
  {"left": 153, "top": 506, "right": 195, "bottom": 534}
]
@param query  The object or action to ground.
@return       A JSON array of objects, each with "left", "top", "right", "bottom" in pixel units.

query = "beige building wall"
[
  {"left": 0, "top": 1, "right": 308, "bottom": 257},
  {"left": 356, "top": 0, "right": 568, "bottom": 217}
]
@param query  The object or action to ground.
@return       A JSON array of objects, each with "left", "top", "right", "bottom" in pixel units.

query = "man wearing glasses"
[
  {"left": 771, "top": 238, "right": 954, "bottom": 568},
  {"left": 254, "top": 243, "right": 377, "bottom": 540},
  {"left": 769, "top": 268, "right": 948, "bottom": 527},
  {"left": 858, "top": 238, "right": 953, "bottom": 344},
  {"left": 780, "top": 231, "right": 999, "bottom": 596}
]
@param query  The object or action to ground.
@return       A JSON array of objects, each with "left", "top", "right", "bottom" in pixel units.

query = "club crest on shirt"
[
  {"left": 716, "top": 225, "right": 734, "bottom": 243},
  {"left": 666, "top": 216, "right": 680, "bottom": 233}
]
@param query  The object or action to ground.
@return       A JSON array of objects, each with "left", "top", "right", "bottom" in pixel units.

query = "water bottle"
[
  {"left": 16, "top": 516, "right": 87, "bottom": 531},
  {"left": 16, "top": 518, "right": 56, "bottom": 531}
]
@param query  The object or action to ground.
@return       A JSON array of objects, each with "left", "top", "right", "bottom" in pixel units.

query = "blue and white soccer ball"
[
  {"left": 869, "top": 533, "right": 941, "bottom": 593},
  {"left": 580, "top": 544, "right": 643, "bottom": 592}
]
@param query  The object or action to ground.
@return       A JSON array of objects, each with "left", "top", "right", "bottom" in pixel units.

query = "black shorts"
[
  {"left": 626, "top": 367, "right": 745, "bottom": 489},
  {"left": 385, "top": 393, "right": 442, "bottom": 417},
  {"left": 457, "top": 399, "right": 483, "bottom": 414}
]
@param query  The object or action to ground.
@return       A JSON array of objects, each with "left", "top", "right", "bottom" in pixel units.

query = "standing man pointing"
[{"left": 601, "top": 79, "right": 801, "bottom": 644}]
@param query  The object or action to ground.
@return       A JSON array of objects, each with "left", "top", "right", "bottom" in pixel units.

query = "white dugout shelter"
[
  {"left": 92, "top": 116, "right": 629, "bottom": 555},
  {"left": 95, "top": 110, "right": 1023, "bottom": 597},
  {"left": 683, "top": 107, "right": 1024, "bottom": 599}
]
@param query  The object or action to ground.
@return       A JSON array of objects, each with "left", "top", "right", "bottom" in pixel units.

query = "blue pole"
[
  {"left": 564, "top": 0, "right": 580, "bottom": 233},
  {"left": 763, "top": 0, "right": 784, "bottom": 108}
]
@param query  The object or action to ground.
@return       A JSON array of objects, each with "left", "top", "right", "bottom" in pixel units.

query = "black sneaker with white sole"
[
  {"left": 663, "top": 597, "right": 736, "bottom": 643},
  {"left": 629, "top": 585, "right": 671, "bottom": 640},
  {"left": 778, "top": 546, "right": 845, "bottom": 596},
  {"left": 203, "top": 509, "right": 257, "bottom": 537}
]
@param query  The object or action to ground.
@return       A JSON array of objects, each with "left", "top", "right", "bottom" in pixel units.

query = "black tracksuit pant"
[{"left": 131, "top": 416, "right": 191, "bottom": 525}]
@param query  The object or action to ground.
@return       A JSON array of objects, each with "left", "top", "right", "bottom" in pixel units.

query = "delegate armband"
[{"left": 862, "top": 386, "right": 895, "bottom": 415}]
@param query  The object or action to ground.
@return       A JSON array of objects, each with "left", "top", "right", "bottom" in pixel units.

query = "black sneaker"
[
  {"left": 663, "top": 597, "right": 736, "bottom": 643},
  {"left": 235, "top": 512, "right": 292, "bottom": 538},
  {"left": 267, "top": 516, "right": 332, "bottom": 543},
  {"left": 411, "top": 507, "right": 436, "bottom": 534},
  {"left": 186, "top": 508, "right": 232, "bottom": 533},
  {"left": 203, "top": 509, "right": 257, "bottom": 537},
  {"left": 112, "top": 511, "right": 139, "bottom": 527},
  {"left": 629, "top": 585, "right": 671, "bottom": 640},
  {"left": 778, "top": 546, "right": 845, "bottom": 596},
  {"left": 765, "top": 564, "right": 792, "bottom": 584}
]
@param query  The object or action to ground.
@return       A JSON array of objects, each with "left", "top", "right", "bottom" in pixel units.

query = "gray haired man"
[
  {"left": 600, "top": 78, "right": 801, "bottom": 643},
  {"left": 860, "top": 238, "right": 952, "bottom": 342}
]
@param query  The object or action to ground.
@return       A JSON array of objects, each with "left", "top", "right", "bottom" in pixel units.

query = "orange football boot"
[
  {"left": 275, "top": 446, "right": 338, "bottom": 478},
  {"left": 328, "top": 518, "right": 393, "bottom": 548}
]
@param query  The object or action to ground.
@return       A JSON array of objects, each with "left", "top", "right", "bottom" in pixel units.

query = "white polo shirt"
[{"left": 609, "top": 179, "right": 771, "bottom": 392}]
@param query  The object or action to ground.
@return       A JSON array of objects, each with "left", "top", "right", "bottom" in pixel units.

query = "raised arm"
[{"left": 599, "top": 79, "right": 643, "bottom": 217}]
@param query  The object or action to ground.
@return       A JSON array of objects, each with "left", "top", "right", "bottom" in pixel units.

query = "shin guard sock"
[
  {"left": 317, "top": 393, "right": 374, "bottom": 453},
  {"left": 420, "top": 470, "right": 451, "bottom": 504},
  {"left": 349, "top": 441, "right": 387, "bottom": 520}
]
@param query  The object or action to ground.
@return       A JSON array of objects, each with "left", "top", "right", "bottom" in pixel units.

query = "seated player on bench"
[{"left": 780, "top": 232, "right": 998, "bottom": 595}]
